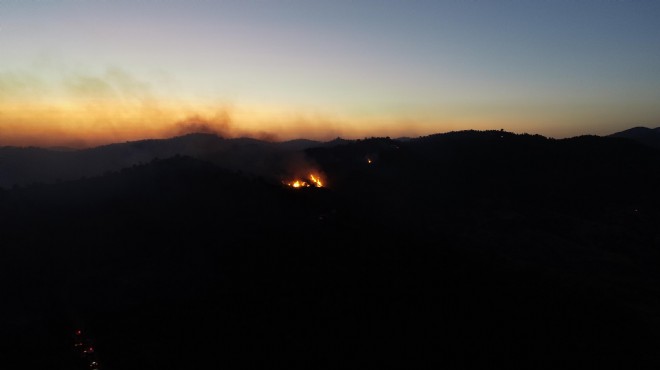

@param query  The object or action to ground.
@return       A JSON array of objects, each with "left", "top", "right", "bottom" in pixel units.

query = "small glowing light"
[
  {"left": 367, "top": 158, "right": 372, "bottom": 164},
  {"left": 76, "top": 330, "right": 82, "bottom": 335}
]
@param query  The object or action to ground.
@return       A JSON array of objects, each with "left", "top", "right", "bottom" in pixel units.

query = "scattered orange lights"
[
  {"left": 285, "top": 173, "right": 324, "bottom": 189},
  {"left": 73, "top": 328, "right": 100, "bottom": 369}
]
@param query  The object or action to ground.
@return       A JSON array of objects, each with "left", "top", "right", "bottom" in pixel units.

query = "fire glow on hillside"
[{"left": 284, "top": 173, "right": 324, "bottom": 188}]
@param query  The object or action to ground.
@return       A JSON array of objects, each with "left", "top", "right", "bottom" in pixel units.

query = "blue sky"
[{"left": 1, "top": 0, "right": 659, "bottom": 145}]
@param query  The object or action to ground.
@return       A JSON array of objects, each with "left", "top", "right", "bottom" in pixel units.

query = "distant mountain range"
[
  {"left": 2, "top": 128, "right": 660, "bottom": 368},
  {"left": 0, "top": 134, "right": 351, "bottom": 188},
  {"left": 609, "top": 126, "right": 660, "bottom": 149},
  {"left": 1, "top": 127, "right": 658, "bottom": 189}
]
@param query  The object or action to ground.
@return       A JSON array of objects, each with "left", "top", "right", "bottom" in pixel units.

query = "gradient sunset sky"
[{"left": 1, "top": 0, "right": 659, "bottom": 147}]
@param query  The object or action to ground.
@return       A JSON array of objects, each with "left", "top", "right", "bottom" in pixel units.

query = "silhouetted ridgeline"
[
  {"left": 1, "top": 130, "right": 660, "bottom": 369},
  {"left": 0, "top": 133, "right": 332, "bottom": 188},
  {"left": 609, "top": 126, "right": 660, "bottom": 149}
]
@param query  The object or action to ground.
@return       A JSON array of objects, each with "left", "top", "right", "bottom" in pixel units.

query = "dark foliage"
[{"left": 1, "top": 131, "right": 660, "bottom": 369}]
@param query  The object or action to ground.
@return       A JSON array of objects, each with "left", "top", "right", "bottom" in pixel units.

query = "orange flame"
[
  {"left": 291, "top": 180, "right": 308, "bottom": 188},
  {"left": 309, "top": 174, "right": 323, "bottom": 187},
  {"left": 285, "top": 173, "right": 324, "bottom": 189}
]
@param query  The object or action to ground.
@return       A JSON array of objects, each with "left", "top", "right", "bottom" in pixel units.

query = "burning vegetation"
[{"left": 284, "top": 173, "right": 324, "bottom": 188}]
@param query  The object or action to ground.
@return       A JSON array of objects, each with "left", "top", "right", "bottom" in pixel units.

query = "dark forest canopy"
[
  {"left": 1, "top": 127, "right": 658, "bottom": 189},
  {"left": 1, "top": 130, "right": 660, "bottom": 369}
]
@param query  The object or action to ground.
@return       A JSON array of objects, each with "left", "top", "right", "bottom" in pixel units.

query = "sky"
[{"left": 1, "top": 0, "right": 659, "bottom": 147}]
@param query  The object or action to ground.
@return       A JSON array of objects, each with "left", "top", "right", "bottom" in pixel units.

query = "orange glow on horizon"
[
  {"left": 1, "top": 67, "right": 625, "bottom": 147},
  {"left": 0, "top": 99, "right": 430, "bottom": 148}
]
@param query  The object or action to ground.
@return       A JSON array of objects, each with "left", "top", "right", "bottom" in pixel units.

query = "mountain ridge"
[
  {"left": 608, "top": 126, "right": 660, "bottom": 149},
  {"left": 1, "top": 127, "right": 657, "bottom": 189},
  {"left": 2, "top": 132, "right": 660, "bottom": 368}
]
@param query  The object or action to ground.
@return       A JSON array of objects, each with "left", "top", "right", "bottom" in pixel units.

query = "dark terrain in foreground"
[{"left": 1, "top": 130, "right": 660, "bottom": 369}]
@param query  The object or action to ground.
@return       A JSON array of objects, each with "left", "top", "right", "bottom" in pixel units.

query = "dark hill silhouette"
[
  {"left": 278, "top": 138, "right": 323, "bottom": 150},
  {"left": 1, "top": 130, "right": 660, "bottom": 369},
  {"left": 0, "top": 133, "right": 347, "bottom": 188},
  {"left": 609, "top": 126, "right": 660, "bottom": 149}
]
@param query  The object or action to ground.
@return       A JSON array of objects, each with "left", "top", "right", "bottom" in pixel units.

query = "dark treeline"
[{"left": 1, "top": 130, "right": 660, "bottom": 369}]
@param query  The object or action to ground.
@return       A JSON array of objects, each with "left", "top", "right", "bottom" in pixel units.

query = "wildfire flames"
[
  {"left": 310, "top": 174, "right": 323, "bottom": 187},
  {"left": 285, "top": 173, "right": 324, "bottom": 188}
]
